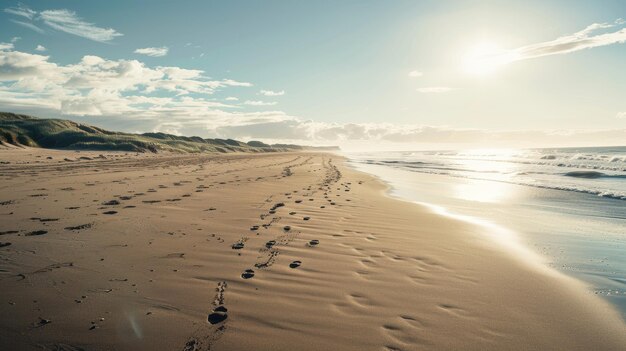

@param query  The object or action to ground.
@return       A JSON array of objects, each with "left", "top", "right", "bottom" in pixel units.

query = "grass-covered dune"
[{"left": 0, "top": 112, "right": 335, "bottom": 153}]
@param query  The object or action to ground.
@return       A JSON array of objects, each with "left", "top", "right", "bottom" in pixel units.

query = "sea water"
[{"left": 347, "top": 146, "right": 626, "bottom": 319}]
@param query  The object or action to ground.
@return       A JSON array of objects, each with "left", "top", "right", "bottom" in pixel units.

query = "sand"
[{"left": 0, "top": 147, "right": 624, "bottom": 351}]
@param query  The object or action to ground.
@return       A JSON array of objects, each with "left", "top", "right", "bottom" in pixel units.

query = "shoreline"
[
  {"left": 345, "top": 157, "right": 569, "bottom": 273},
  {"left": 1, "top": 148, "right": 625, "bottom": 350},
  {"left": 348, "top": 157, "right": 626, "bottom": 320}
]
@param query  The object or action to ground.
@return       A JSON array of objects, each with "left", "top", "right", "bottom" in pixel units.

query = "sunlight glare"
[{"left": 463, "top": 42, "right": 517, "bottom": 76}]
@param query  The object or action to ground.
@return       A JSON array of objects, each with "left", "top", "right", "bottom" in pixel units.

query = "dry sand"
[{"left": 0, "top": 148, "right": 625, "bottom": 351}]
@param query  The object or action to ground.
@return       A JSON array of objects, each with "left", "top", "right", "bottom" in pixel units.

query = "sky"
[{"left": 1, "top": 0, "right": 626, "bottom": 150}]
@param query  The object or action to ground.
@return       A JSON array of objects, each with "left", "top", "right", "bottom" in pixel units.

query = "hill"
[{"left": 0, "top": 112, "right": 337, "bottom": 153}]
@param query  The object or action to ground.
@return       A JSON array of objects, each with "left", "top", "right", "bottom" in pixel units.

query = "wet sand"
[{"left": 0, "top": 148, "right": 625, "bottom": 350}]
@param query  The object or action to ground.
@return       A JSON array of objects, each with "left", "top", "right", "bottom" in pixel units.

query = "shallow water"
[
  {"left": 347, "top": 147, "right": 626, "bottom": 320},
  {"left": 356, "top": 146, "right": 626, "bottom": 200}
]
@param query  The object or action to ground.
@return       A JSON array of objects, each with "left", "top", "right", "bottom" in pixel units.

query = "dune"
[
  {"left": 0, "top": 147, "right": 625, "bottom": 351},
  {"left": 0, "top": 112, "right": 337, "bottom": 154}
]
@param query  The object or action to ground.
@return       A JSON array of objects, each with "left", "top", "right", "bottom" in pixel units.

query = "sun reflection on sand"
[{"left": 411, "top": 200, "right": 561, "bottom": 276}]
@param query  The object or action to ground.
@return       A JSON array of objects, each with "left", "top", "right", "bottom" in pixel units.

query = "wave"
[
  {"left": 564, "top": 171, "right": 607, "bottom": 179},
  {"left": 366, "top": 159, "right": 626, "bottom": 175},
  {"left": 564, "top": 171, "right": 626, "bottom": 179},
  {"left": 356, "top": 160, "right": 626, "bottom": 201}
]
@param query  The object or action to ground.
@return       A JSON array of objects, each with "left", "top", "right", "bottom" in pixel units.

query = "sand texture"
[{"left": 0, "top": 148, "right": 625, "bottom": 350}]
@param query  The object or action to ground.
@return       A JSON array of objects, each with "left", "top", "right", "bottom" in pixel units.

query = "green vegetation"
[{"left": 0, "top": 112, "right": 335, "bottom": 153}]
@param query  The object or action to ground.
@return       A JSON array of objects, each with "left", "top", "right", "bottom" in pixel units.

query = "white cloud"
[
  {"left": 214, "top": 119, "right": 626, "bottom": 149},
  {"left": 616, "top": 112, "right": 626, "bottom": 119},
  {"left": 10, "top": 19, "right": 45, "bottom": 34},
  {"left": 134, "top": 47, "right": 169, "bottom": 57},
  {"left": 39, "top": 9, "right": 123, "bottom": 42},
  {"left": 469, "top": 20, "right": 626, "bottom": 69},
  {"left": 225, "top": 97, "right": 239, "bottom": 101},
  {"left": 417, "top": 87, "right": 453, "bottom": 93},
  {"left": 259, "top": 89, "right": 285, "bottom": 96},
  {"left": 0, "top": 46, "right": 622, "bottom": 147},
  {"left": 35, "top": 45, "right": 46, "bottom": 52},
  {"left": 0, "top": 43, "right": 14, "bottom": 51},
  {"left": 0, "top": 48, "right": 254, "bottom": 120},
  {"left": 4, "top": 4, "right": 36, "bottom": 19},
  {"left": 11, "top": 37, "right": 21, "bottom": 43},
  {"left": 408, "top": 70, "right": 423, "bottom": 78},
  {"left": 5, "top": 5, "right": 122, "bottom": 42},
  {"left": 244, "top": 100, "right": 277, "bottom": 106}
]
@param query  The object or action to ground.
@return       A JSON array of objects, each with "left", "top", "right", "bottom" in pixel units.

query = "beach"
[
  {"left": 1, "top": 148, "right": 625, "bottom": 351},
  {"left": 349, "top": 147, "right": 626, "bottom": 319}
]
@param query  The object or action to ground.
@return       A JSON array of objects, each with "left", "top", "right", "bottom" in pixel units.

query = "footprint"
[
  {"left": 208, "top": 306, "right": 228, "bottom": 324},
  {"left": 183, "top": 338, "right": 199, "bottom": 351},
  {"left": 307, "top": 239, "right": 319, "bottom": 247},
  {"left": 64, "top": 223, "right": 93, "bottom": 231},
  {"left": 241, "top": 269, "right": 255, "bottom": 279},
  {"left": 289, "top": 260, "right": 302, "bottom": 268}
]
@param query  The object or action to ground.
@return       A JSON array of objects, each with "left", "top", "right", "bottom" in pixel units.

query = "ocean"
[{"left": 347, "top": 146, "right": 626, "bottom": 319}]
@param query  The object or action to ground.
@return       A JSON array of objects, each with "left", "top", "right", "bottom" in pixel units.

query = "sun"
[{"left": 462, "top": 42, "right": 515, "bottom": 76}]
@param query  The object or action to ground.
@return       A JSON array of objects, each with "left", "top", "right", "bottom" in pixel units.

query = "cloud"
[
  {"left": 417, "top": 87, "right": 453, "bottom": 93},
  {"left": 134, "top": 47, "right": 169, "bottom": 57},
  {"left": 244, "top": 100, "right": 277, "bottom": 106},
  {"left": 408, "top": 70, "right": 423, "bottom": 78},
  {"left": 5, "top": 5, "right": 122, "bottom": 42},
  {"left": 10, "top": 19, "right": 45, "bottom": 33},
  {"left": 617, "top": 112, "right": 626, "bottom": 119},
  {"left": 0, "top": 48, "right": 254, "bottom": 120},
  {"left": 469, "top": 19, "right": 626, "bottom": 69},
  {"left": 215, "top": 119, "right": 626, "bottom": 148},
  {"left": 39, "top": 9, "right": 123, "bottom": 42},
  {"left": 0, "top": 47, "right": 622, "bottom": 147},
  {"left": 4, "top": 4, "right": 36, "bottom": 19},
  {"left": 259, "top": 89, "right": 285, "bottom": 96},
  {"left": 225, "top": 97, "right": 239, "bottom": 101},
  {"left": 11, "top": 37, "right": 21, "bottom": 43},
  {"left": 35, "top": 45, "right": 46, "bottom": 52}
]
